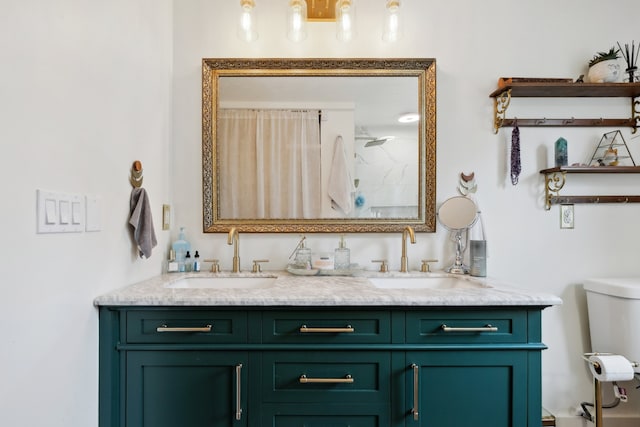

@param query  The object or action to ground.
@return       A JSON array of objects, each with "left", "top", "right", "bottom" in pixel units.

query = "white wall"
[
  {"left": 0, "top": 1, "right": 173, "bottom": 426},
  {"left": 173, "top": 0, "right": 640, "bottom": 421}
]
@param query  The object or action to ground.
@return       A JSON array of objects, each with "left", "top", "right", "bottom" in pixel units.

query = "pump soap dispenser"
[{"left": 334, "top": 235, "right": 350, "bottom": 270}]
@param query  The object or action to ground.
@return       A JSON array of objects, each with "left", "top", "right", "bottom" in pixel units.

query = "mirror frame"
[{"left": 202, "top": 58, "right": 436, "bottom": 233}]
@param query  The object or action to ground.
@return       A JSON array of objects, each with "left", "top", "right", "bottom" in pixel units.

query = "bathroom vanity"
[{"left": 96, "top": 273, "right": 560, "bottom": 427}]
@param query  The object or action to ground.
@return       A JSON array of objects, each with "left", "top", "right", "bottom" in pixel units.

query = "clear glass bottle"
[
  {"left": 185, "top": 251, "right": 193, "bottom": 272},
  {"left": 294, "top": 240, "right": 312, "bottom": 269},
  {"left": 334, "top": 235, "right": 351, "bottom": 270},
  {"left": 193, "top": 251, "right": 201, "bottom": 272}
]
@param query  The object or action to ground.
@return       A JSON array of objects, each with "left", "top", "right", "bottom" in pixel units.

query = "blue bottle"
[{"left": 172, "top": 227, "right": 191, "bottom": 272}]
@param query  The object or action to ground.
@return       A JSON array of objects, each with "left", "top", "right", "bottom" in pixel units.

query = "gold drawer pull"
[
  {"left": 156, "top": 324, "right": 212, "bottom": 333},
  {"left": 441, "top": 324, "right": 498, "bottom": 332},
  {"left": 411, "top": 364, "right": 419, "bottom": 421},
  {"left": 299, "top": 374, "right": 354, "bottom": 384},
  {"left": 235, "top": 364, "right": 243, "bottom": 421},
  {"left": 299, "top": 325, "right": 354, "bottom": 333}
]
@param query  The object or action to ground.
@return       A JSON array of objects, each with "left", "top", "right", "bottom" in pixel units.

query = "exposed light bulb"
[
  {"left": 382, "top": 0, "right": 402, "bottom": 42},
  {"left": 336, "top": 0, "right": 356, "bottom": 42},
  {"left": 238, "top": 0, "right": 258, "bottom": 42},
  {"left": 287, "top": 0, "right": 307, "bottom": 42}
]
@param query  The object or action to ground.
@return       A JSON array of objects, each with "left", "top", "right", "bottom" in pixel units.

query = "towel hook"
[{"left": 130, "top": 160, "right": 143, "bottom": 188}]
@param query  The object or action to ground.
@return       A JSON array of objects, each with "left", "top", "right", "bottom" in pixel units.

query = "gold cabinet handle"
[
  {"left": 299, "top": 324, "right": 354, "bottom": 333},
  {"left": 235, "top": 364, "right": 243, "bottom": 421},
  {"left": 411, "top": 364, "right": 419, "bottom": 421},
  {"left": 299, "top": 374, "right": 354, "bottom": 384},
  {"left": 156, "top": 324, "right": 212, "bottom": 333},
  {"left": 441, "top": 324, "right": 498, "bottom": 332}
]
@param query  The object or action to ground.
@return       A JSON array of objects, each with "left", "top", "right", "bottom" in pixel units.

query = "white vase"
[{"left": 587, "top": 59, "right": 621, "bottom": 83}]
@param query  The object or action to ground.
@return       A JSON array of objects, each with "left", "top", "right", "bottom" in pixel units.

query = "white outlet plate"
[{"left": 560, "top": 204, "right": 574, "bottom": 229}]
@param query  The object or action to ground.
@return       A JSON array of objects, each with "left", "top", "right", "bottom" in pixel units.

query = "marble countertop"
[{"left": 94, "top": 270, "right": 562, "bottom": 307}]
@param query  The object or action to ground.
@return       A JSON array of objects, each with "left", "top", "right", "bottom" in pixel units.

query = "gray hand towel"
[{"left": 129, "top": 187, "right": 157, "bottom": 258}]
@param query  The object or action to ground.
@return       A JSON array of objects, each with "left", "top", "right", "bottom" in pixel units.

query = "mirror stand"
[
  {"left": 446, "top": 229, "right": 469, "bottom": 274},
  {"left": 437, "top": 196, "right": 478, "bottom": 275}
]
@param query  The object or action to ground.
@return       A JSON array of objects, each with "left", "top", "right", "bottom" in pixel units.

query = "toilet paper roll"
[{"left": 589, "top": 354, "right": 635, "bottom": 382}]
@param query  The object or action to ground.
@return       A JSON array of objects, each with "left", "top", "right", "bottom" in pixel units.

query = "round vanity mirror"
[
  {"left": 437, "top": 196, "right": 478, "bottom": 231},
  {"left": 437, "top": 196, "right": 478, "bottom": 274}
]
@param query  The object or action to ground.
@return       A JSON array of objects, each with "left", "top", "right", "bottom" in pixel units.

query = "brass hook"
[{"left": 130, "top": 160, "right": 143, "bottom": 188}]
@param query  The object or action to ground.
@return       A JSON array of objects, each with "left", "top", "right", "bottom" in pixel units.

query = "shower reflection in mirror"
[{"left": 217, "top": 108, "right": 418, "bottom": 220}]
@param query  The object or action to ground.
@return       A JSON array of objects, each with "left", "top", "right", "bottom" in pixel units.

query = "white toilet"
[{"left": 584, "top": 278, "right": 640, "bottom": 371}]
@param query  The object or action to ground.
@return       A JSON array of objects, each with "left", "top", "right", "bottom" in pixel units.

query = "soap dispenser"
[
  {"left": 334, "top": 235, "right": 350, "bottom": 270},
  {"left": 293, "top": 237, "right": 312, "bottom": 269},
  {"left": 172, "top": 227, "right": 191, "bottom": 272}
]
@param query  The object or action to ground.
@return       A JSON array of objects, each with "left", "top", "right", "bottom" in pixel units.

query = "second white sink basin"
[
  {"left": 368, "top": 276, "right": 490, "bottom": 290},
  {"left": 166, "top": 276, "right": 277, "bottom": 289}
]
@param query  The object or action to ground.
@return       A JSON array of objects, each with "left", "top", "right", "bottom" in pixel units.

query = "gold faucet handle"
[
  {"left": 420, "top": 259, "right": 438, "bottom": 273},
  {"left": 204, "top": 259, "right": 220, "bottom": 273},
  {"left": 252, "top": 259, "right": 269, "bottom": 273},
  {"left": 371, "top": 259, "right": 389, "bottom": 273}
]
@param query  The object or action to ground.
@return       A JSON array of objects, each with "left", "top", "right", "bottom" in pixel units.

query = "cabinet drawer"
[
  {"left": 125, "top": 309, "right": 247, "bottom": 344},
  {"left": 262, "top": 310, "right": 390, "bottom": 344},
  {"left": 261, "top": 404, "right": 389, "bottom": 427},
  {"left": 262, "top": 351, "right": 390, "bottom": 404},
  {"left": 406, "top": 310, "right": 527, "bottom": 344}
]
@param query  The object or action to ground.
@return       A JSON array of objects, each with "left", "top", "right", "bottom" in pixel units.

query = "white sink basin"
[
  {"left": 368, "top": 276, "right": 490, "bottom": 290},
  {"left": 165, "top": 276, "right": 277, "bottom": 289}
]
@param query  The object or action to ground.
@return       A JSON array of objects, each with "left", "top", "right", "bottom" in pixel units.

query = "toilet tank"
[{"left": 584, "top": 278, "right": 640, "bottom": 369}]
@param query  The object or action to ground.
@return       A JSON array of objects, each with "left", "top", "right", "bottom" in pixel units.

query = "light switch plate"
[
  {"left": 37, "top": 189, "right": 84, "bottom": 233},
  {"left": 85, "top": 195, "right": 102, "bottom": 232},
  {"left": 162, "top": 204, "right": 170, "bottom": 230}
]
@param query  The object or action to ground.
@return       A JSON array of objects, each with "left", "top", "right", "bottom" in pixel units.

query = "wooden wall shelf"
[
  {"left": 539, "top": 166, "right": 640, "bottom": 209},
  {"left": 491, "top": 82, "right": 640, "bottom": 133}
]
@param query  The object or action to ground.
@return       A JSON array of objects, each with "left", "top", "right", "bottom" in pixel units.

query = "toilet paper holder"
[
  {"left": 582, "top": 352, "right": 639, "bottom": 427},
  {"left": 582, "top": 352, "right": 639, "bottom": 372}
]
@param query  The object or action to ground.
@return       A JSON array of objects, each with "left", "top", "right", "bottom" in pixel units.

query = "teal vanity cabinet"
[{"left": 99, "top": 306, "right": 547, "bottom": 427}]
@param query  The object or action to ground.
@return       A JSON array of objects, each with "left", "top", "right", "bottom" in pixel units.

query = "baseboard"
[{"left": 556, "top": 414, "right": 640, "bottom": 427}]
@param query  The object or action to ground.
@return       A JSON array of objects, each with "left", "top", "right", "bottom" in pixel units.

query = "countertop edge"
[{"left": 94, "top": 271, "right": 563, "bottom": 308}]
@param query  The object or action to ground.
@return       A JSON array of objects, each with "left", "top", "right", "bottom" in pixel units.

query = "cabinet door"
[
  {"left": 126, "top": 351, "right": 247, "bottom": 427},
  {"left": 406, "top": 351, "right": 529, "bottom": 427}
]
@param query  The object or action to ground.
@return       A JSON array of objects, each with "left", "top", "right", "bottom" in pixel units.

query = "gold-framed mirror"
[{"left": 202, "top": 58, "right": 436, "bottom": 233}]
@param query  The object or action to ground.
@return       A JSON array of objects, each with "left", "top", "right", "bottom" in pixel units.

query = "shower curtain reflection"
[{"left": 218, "top": 109, "right": 322, "bottom": 219}]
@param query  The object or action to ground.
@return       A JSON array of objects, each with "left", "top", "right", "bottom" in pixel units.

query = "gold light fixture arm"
[
  {"left": 544, "top": 171, "right": 566, "bottom": 210},
  {"left": 493, "top": 89, "right": 512, "bottom": 134}
]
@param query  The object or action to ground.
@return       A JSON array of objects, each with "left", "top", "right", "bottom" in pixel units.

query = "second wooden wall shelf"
[{"left": 540, "top": 166, "right": 640, "bottom": 210}]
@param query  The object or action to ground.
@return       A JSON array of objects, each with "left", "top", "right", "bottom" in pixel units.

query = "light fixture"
[
  {"left": 236, "top": 0, "right": 401, "bottom": 43},
  {"left": 287, "top": 0, "right": 308, "bottom": 42},
  {"left": 382, "top": 0, "right": 402, "bottom": 42},
  {"left": 237, "top": 0, "right": 258, "bottom": 42},
  {"left": 335, "top": 0, "right": 356, "bottom": 42},
  {"left": 398, "top": 113, "right": 419, "bottom": 123}
]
